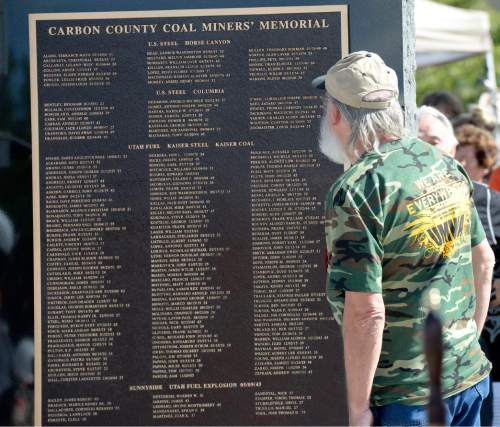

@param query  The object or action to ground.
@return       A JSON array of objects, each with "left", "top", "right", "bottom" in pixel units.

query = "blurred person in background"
[
  {"left": 421, "top": 90, "right": 465, "bottom": 120},
  {"left": 455, "top": 124, "right": 500, "bottom": 426},
  {"left": 450, "top": 99, "right": 500, "bottom": 193},
  {"left": 456, "top": 125, "right": 497, "bottom": 183},
  {"left": 417, "top": 105, "right": 458, "bottom": 156},
  {"left": 0, "top": 202, "right": 34, "bottom": 425},
  {"left": 452, "top": 106, "right": 496, "bottom": 134},
  {"left": 11, "top": 337, "right": 34, "bottom": 426},
  {"left": 0, "top": 209, "right": 15, "bottom": 426},
  {"left": 473, "top": 92, "right": 500, "bottom": 192}
]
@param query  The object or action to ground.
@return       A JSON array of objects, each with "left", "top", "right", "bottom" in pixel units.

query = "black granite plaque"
[{"left": 30, "top": 6, "right": 349, "bottom": 425}]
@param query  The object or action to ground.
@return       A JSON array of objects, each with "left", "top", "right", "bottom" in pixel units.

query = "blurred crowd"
[
  {"left": 0, "top": 171, "right": 34, "bottom": 423},
  {"left": 417, "top": 90, "right": 500, "bottom": 426}
]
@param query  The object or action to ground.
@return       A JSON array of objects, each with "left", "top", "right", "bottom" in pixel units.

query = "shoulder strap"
[{"left": 486, "top": 186, "right": 498, "bottom": 245}]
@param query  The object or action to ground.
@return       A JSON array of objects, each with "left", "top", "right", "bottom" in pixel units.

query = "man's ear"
[{"left": 329, "top": 103, "right": 342, "bottom": 126}]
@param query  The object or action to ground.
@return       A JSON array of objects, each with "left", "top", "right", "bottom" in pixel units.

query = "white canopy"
[{"left": 416, "top": 0, "right": 493, "bottom": 68}]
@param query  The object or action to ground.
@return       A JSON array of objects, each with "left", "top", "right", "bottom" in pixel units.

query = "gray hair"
[
  {"left": 326, "top": 95, "right": 405, "bottom": 156},
  {"left": 417, "top": 105, "right": 458, "bottom": 155},
  {"left": 417, "top": 105, "right": 453, "bottom": 134}
]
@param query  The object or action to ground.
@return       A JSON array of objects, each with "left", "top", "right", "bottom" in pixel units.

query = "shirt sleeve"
[
  {"left": 325, "top": 190, "right": 383, "bottom": 297},
  {"left": 470, "top": 204, "right": 486, "bottom": 247}
]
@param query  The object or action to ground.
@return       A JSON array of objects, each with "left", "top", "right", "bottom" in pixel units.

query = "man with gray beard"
[{"left": 314, "top": 51, "right": 493, "bottom": 426}]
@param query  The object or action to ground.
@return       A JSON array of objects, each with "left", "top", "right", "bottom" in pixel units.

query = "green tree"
[{"left": 416, "top": 0, "right": 500, "bottom": 107}]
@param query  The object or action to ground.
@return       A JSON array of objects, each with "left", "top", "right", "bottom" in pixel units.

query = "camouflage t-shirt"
[{"left": 325, "top": 137, "right": 492, "bottom": 407}]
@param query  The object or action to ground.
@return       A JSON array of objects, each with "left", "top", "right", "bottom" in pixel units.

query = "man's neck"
[
  {"left": 379, "top": 135, "right": 400, "bottom": 145},
  {"left": 348, "top": 135, "right": 400, "bottom": 164}
]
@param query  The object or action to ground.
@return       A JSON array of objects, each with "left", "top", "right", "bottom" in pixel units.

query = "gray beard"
[{"left": 318, "top": 113, "right": 348, "bottom": 165}]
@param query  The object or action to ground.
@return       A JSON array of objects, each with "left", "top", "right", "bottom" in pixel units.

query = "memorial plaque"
[{"left": 30, "top": 6, "right": 349, "bottom": 425}]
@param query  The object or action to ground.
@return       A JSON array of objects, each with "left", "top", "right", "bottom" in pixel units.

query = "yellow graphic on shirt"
[{"left": 404, "top": 168, "right": 472, "bottom": 258}]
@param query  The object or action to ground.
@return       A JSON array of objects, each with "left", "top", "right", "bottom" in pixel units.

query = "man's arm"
[
  {"left": 471, "top": 238, "right": 495, "bottom": 333},
  {"left": 343, "top": 291, "right": 385, "bottom": 426}
]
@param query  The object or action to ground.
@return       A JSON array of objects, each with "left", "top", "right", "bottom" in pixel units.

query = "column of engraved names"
[
  {"left": 149, "top": 152, "right": 231, "bottom": 380},
  {"left": 147, "top": 42, "right": 227, "bottom": 139},
  {"left": 250, "top": 149, "right": 327, "bottom": 377},
  {"left": 44, "top": 154, "right": 130, "bottom": 383}
]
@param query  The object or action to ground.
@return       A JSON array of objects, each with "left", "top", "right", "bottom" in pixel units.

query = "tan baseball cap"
[{"left": 312, "top": 51, "right": 399, "bottom": 109}]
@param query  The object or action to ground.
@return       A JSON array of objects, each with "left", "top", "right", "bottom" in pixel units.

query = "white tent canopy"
[
  {"left": 415, "top": 0, "right": 500, "bottom": 146},
  {"left": 416, "top": 0, "right": 493, "bottom": 68}
]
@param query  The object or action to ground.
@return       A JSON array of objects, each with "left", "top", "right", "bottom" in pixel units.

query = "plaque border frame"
[{"left": 29, "top": 5, "right": 349, "bottom": 425}]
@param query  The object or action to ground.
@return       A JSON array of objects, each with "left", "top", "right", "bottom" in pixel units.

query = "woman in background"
[{"left": 455, "top": 124, "right": 500, "bottom": 427}]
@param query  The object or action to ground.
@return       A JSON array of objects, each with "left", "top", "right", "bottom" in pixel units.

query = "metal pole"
[
  {"left": 485, "top": 51, "right": 500, "bottom": 153},
  {"left": 425, "top": 310, "right": 446, "bottom": 426}
]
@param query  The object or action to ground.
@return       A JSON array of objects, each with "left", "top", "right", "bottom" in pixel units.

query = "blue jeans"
[{"left": 372, "top": 376, "right": 490, "bottom": 426}]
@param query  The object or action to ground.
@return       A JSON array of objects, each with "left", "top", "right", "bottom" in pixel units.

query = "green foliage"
[{"left": 416, "top": 0, "right": 500, "bottom": 107}]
